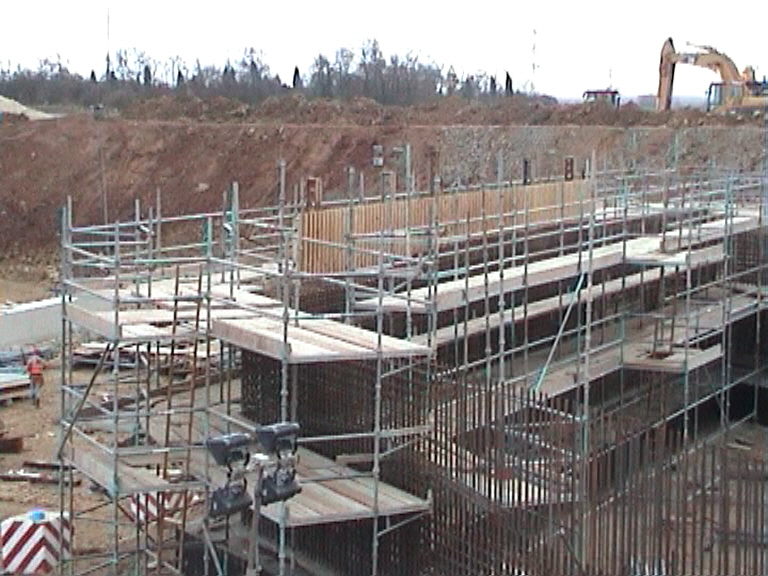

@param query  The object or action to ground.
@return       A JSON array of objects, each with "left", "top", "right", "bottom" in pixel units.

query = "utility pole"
[{"left": 531, "top": 28, "right": 537, "bottom": 94}]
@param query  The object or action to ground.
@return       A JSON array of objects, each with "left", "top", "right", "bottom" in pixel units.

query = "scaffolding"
[
  {"left": 58, "top": 167, "right": 434, "bottom": 576},
  {"left": 58, "top": 156, "right": 768, "bottom": 576}
]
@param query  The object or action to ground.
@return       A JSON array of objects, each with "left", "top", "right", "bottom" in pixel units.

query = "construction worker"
[{"left": 25, "top": 353, "right": 45, "bottom": 407}]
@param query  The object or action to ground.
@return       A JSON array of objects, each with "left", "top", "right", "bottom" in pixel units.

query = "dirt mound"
[
  {"left": 123, "top": 93, "right": 565, "bottom": 127},
  {"left": 124, "top": 93, "right": 249, "bottom": 122},
  {"left": 120, "top": 92, "right": 764, "bottom": 128},
  {"left": 543, "top": 101, "right": 761, "bottom": 128}
]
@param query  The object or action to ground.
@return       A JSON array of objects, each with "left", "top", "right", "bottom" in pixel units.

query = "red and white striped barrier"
[
  {"left": 1, "top": 511, "right": 70, "bottom": 574},
  {"left": 128, "top": 491, "right": 188, "bottom": 525}
]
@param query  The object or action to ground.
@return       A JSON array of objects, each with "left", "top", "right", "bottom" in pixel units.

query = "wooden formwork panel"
[{"left": 300, "top": 181, "right": 588, "bottom": 273}]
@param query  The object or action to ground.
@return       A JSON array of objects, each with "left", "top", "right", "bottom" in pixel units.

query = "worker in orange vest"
[{"left": 26, "top": 354, "right": 45, "bottom": 407}]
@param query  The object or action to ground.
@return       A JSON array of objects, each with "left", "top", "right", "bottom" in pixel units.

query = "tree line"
[{"left": 0, "top": 40, "right": 519, "bottom": 109}]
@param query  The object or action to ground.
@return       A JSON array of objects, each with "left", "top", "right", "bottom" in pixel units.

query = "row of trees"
[{"left": 0, "top": 41, "right": 520, "bottom": 109}]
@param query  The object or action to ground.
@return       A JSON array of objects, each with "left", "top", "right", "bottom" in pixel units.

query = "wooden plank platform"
[
  {"left": 357, "top": 216, "right": 759, "bottom": 314},
  {"left": 132, "top": 407, "right": 430, "bottom": 528},
  {"left": 67, "top": 440, "right": 172, "bottom": 496},
  {"left": 537, "top": 293, "right": 758, "bottom": 396},
  {"left": 66, "top": 303, "right": 200, "bottom": 343},
  {"left": 71, "top": 277, "right": 427, "bottom": 363},
  {"left": 623, "top": 344, "right": 723, "bottom": 373},
  {"left": 260, "top": 448, "right": 430, "bottom": 527},
  {"left": 0, "top": 373, "right": 35, "bottom": 402},
  {"left": 358, "top": 237, "right": 634, "bottom": 313},
  {"left": 88, "top": 307, "right": 259, "bottom": 326},
  {"left": 412, "top": 268, "right": 663, "bottom": 348},
  {"left": 625, "top": 243, "right": 725, "bottom": 268},
  {"left": 210, "top": 315, "right": 429, "bottom": 363}
]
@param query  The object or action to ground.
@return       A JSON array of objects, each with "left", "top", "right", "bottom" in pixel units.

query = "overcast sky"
[{"left": 2, "top": 0, "right": 766, "bottom": 99}]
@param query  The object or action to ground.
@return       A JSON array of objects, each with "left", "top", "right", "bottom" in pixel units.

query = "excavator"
[{"left": 656, "top": 38, "right": 767, "bottom": 113}]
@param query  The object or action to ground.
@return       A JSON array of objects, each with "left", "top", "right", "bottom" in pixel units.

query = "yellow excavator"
[{"left": 656, "top": 38, "right": 767, "bottom": 113}]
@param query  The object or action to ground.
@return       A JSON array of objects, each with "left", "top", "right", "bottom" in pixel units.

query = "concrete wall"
[{"left": 0, "top": 298, "right": 61, "bottom": 348}]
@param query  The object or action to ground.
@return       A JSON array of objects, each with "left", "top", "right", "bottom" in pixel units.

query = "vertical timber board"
[{"left": 298, "top": 181, "right": 593, "bottom": 273}]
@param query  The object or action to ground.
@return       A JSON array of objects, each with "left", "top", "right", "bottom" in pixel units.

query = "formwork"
[{"left": 57, "top": 157, "right": 768, "bottom": 576}]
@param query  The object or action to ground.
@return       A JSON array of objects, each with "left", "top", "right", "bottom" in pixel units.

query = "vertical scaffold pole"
[
  {"left": 371, "top": 217, "right": 385, "bottom": 576},
  {"left": 112, "top": 222, "right": 121, "bottom": 576},
  {"left": 497, "top": 153, "right": 506, "bottom": 383},
  {"left": 58, "top": 198, "right": 71, "bottom": 576}
]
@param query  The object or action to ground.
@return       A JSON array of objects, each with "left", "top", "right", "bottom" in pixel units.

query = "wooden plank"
[
  {"left": 357, "top": 215, "right": 755, "bottom": 313},
  {"left": 623, "top": 344, "right": 722, "bottom": 373},
  {"left": 210, "top": 317, "right": 292, "bottom": 361},
  {"left": 257, "top": 448, "right": 430, "bottom": 527},
  {"left": 626, "top": 244, "right": 725, "bottom": 268},
  {"left": 278, "top": 323, "right": 376, "bottom": 358},
  {"left": 209, "top": 286, "right": 285, "bottom": 310},
  {"left": 413, "top": 268, "right": 663, "bottom": 348},
  {"left": 359, "top": 238, "right": 636, "bottom": 313},
  {"left": 91, "top": 307, "right": 258, "bottom": 326},
  {"left": 214, "top": 316, "right": 378, "bottom": 363},
  {"left": 212, "top": 315, "right": 428, "bottom": 363},
  {"left": 304, "top": 319, "right": 429, "bottom": 358},
  {"left": 345, "top": 476, "right": 425, "bottom": 509},
  {"left": 121, "top": 323, "right": 198, "bottom": 342},
  {"left": 68, "top": 441, "right": 170, "bottom": 496}
]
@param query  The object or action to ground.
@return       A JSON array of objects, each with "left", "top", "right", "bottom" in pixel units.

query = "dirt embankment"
[
  {"left": 0, "top": 94, "right": 765, "bottom": 262},
  {"left": 123, "top": 92, "right": 764, "bottom": 128}
]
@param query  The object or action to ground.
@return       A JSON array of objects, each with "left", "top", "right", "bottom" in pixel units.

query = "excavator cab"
[
  {"left": 706, "top": 83, "right": 739, "bottom": 111},
  {"left": 707, "top": 80, "right": 768, "bottom": 112}
]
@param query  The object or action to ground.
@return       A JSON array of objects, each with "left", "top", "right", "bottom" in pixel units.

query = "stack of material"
[
  {"left": 71, "top": 342, "right": 141, "bottom": 369},
  {"left": 0, "top": 371, "right": 34, "bottom": 403},
  {"left": 0, "top": 346, "right": 53, "bottom": 369},
  {"left": 72, "top": 340, "right": 223, "bottom": 374}
]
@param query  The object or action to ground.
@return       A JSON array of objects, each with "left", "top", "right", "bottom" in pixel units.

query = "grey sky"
[{"left": 2, "top": 0, "right": 766, "bottom": 99}]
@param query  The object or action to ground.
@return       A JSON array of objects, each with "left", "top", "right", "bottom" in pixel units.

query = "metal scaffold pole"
[{"left": 579, "top": 151, "right": 596, "bottom": 568}]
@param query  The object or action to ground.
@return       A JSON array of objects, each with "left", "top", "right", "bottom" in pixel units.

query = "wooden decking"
[
  {"left": 68, "top": 378, "right": 430, "bottom": 526},
  {"left": 260, "top": 449, "right": 430, "bottom": 527},
  {"left": 66, "top": 278, "right": 429, "bottom": 362},
  {"left": 537, "top": 293, "right": 758, "bottom": 396},
  {"left": 211, "top": 315, "right": 427, "bottom": 363},
  {"left": 72, "top": 441, "right": 429, "bottom": 526},
  {"left": 357, "top": 215, "right": 758, "bottom": 313},
  {"left": 411, "top": 268, "right": 663, "bottom": 349},
  {"left": 68, "top": 440, "right": 176, "bottom": 496}
]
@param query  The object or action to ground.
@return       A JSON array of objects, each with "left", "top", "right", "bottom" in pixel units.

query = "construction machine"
[
  {"left": 583, "top": 89, "right": 620, "bottom": 107},
  {"left": 656, "top": 38, "right": 767, "bottom": 113}
]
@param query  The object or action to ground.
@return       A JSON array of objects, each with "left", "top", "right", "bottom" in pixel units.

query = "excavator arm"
[
  {"left": 656, "top": 38, "right": 677, "bottom": 112},
  {"left": 656, "top": 38, "right": 745, "bottom": 111}
]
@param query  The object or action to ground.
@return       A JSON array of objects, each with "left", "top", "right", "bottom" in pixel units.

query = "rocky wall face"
[{"left": 433, "top": 126, "right": 767, "bottom": 187}]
